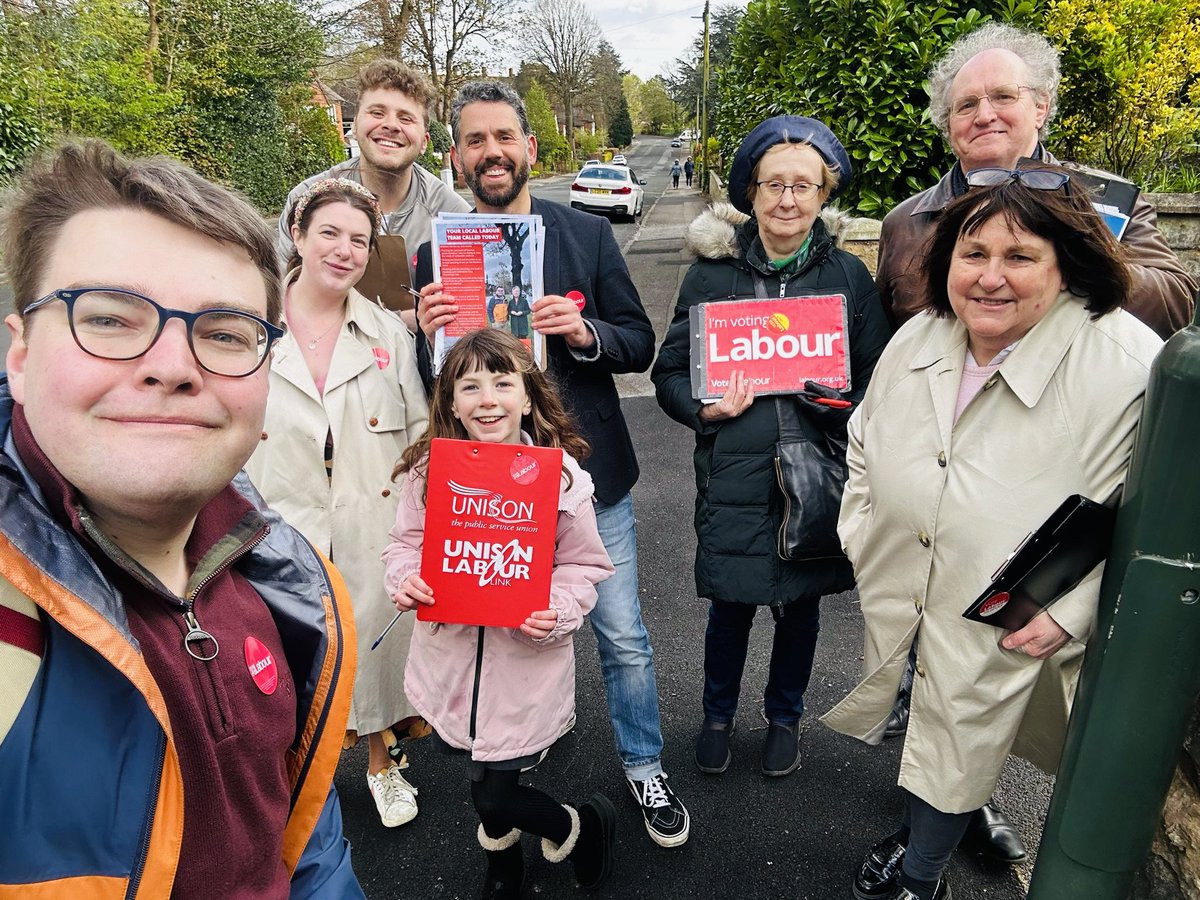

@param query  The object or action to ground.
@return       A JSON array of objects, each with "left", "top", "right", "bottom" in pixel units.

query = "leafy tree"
[
  {"left": 586, "top": 39, "right": 626, "bottom": 131},
  {"left": 622, "top": 73, "right": 645, "bottom": 132},
  {"left": 667, "top": 5, "right": 743, "bottom": 133},
  {"left": 638, "top": 76, "right": 681, "bottom": 134},
  {"left": 524, "top": 80, "right": 571, "bottom": 169},
  {"left": 609, "top": 93, "right": 634, "bottom": 147},
  {"left": 1045, "top": 0, "right": 1200, "bottom": 184},
  {"left": 719, "top": 0, "right": 1033, "bottom": 215}
]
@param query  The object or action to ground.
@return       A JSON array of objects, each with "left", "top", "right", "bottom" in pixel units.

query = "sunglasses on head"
[{"left": 966, "top": 168, "right": 1072, "bottom": 193}]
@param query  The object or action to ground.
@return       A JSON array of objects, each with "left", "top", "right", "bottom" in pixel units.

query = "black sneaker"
[
  {"left": 695, "top": 718, "right": 735, "bottom": 774},
  {"left": 853, "top": 831, "right": 907, "bottom": 900},
  {"left": 627, "top": 772, "right": 690, "bottom": 848}
]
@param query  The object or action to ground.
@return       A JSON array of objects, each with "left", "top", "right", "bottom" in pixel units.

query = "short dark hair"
[
  {"left": 923, "top": 169, "right": 1130, "bottom": 320},
  {"left": 1, "top": 139, "right": 282, "bottom": 323},
  {"left": 450, "top": 82, "right": 532, "bottom": 143},
  {"left": 357, "top": 58, "right": 436, "bottom": 126}
]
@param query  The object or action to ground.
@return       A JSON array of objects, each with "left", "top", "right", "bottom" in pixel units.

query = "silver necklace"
[
  {"left": 287, "top": 308, "right": 345, "bottom": 351},
  {"left": 304, "top": 316, "right": 341, "bottom": 351}
]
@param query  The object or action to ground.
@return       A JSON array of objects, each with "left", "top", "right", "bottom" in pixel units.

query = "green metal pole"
[
  {"left": 699, "top": 0, "right": 710, "bottom": 195},
  {"left": 1029, "top": 309, "right": 1200, "bottom": 899}
]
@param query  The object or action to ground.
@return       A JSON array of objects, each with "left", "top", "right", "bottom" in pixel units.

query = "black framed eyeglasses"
[
  {"left": 24, "top": 287, "right": 284, "bottom": 377},
  {"left": 754, "top": 180, "right": 823, "bottom": 200},
  {"left": 966, "top": 168, "right": 1072, "bottom": 194}
]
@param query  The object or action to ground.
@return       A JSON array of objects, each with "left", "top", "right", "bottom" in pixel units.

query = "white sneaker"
[{"left": 367, "top": 764, "right": 419, "bottom": 827}]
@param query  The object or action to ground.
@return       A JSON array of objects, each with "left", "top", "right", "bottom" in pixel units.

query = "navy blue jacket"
[{"left": 416, "top": 197, "right": 655, "bottom": 505}]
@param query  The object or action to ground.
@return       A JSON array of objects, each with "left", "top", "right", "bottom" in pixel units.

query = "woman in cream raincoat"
[
  {"left": 245, "top": 179, "right": 430, "bottom": 830},
  {"left": 822, "top": 170, "right": 1163, "bottom": 900}
]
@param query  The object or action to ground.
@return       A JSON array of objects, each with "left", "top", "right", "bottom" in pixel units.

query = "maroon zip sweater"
[{"left": 13, "top": 405, "right": 299, "bottom": 898}]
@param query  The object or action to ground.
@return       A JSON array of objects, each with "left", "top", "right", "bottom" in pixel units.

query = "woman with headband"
[{"left": 246, "top": 178, "right": 430, "bottom": 830}]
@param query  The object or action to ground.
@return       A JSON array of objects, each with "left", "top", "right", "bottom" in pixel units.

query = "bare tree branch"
[{"left": 522, "top": 0, "right": 599, "bottom": 149}]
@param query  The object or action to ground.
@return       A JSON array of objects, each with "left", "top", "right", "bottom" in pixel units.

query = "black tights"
[{"left": 471, "top": 768, "right": 572, "bottom": 844}]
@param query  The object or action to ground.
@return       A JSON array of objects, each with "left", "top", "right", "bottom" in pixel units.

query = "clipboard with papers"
[{"left": 962, "top": 494, "right": 1117, "bottom": 632}]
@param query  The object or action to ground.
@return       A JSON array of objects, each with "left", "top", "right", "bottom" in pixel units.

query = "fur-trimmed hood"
[{"left": 684, "top": 201, "right": 855, "bottom": 262}]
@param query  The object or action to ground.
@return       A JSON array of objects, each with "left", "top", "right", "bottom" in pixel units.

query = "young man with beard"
[
  {"left": 278, "top": 59, "right": 469, "bottom": 278},
  {"left": 413, "top": 81, "right": 692, "bottom": 854},
  {"left": 0, "top": 140, "right": 362, "bottom": 897}
]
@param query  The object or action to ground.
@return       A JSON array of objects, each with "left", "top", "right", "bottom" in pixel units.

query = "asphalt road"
[{"left": 335, "top": 136, "right": 1051, "bottom": 899}]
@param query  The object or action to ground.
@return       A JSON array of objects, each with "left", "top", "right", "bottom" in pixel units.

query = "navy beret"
[{"left": 727, "top": 115, "right": 853, "bottom": 214}]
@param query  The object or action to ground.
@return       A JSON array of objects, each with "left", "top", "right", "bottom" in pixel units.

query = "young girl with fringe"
[{"left": 383, "top": 329, "right": 617, "bottom": 898}]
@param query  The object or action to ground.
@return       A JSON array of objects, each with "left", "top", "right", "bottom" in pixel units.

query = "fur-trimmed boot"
[
  {"left": 540, "top": 793, "right": 617, "bottom": 890},
  {"left": 478, "top": 825, "right": 524, "bottom": 900}
]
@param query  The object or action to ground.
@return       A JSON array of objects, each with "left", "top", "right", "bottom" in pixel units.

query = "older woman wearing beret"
[
  {"left": 652, "top": 116, "right": 891, "bottom": 778},
  {"left": 823, "top": 169, "right": 1163, "bottom": 900}
]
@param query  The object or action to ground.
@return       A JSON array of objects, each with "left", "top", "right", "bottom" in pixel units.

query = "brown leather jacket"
[{"left": 877, "top": 152, "right": 1196, "bottom": 339}]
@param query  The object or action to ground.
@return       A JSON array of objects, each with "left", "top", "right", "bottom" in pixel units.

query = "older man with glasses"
[{"left": 877, "top": 22, "right": 1196, "bottom": 341}]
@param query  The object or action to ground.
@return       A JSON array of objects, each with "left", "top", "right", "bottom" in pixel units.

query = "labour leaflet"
[
  {"left": 431, "top": 213, "right": 545, "bottom": 373},
  {"left": 689, "top": 294, "right": 850, "bottom": 400},
  {"left": 419, "top": 438, "right": 562, "bottom": 628}
]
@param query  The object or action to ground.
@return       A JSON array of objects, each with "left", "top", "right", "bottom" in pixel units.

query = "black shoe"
[
  {"left": 571, "top": 793, "right": 617, "bottom": 889},
  {"left": 627, "top": 772, "right": 690, "bottom": 847},
  {"left": 695, "top": 719, "right": 734, "bottom": 774},
  {"left": 889, "top": 877, "right": 951, "bottom": 900},
  {"left": 481, "top": 844, "right": 524, "bottom": 900},
  {"left": 760, "top": 721, "right": 801, "bottom": 777},
  {"left": 883, "top": 700, "right": 909, "bottom": 739},
  {"left": 958, "top": 799, "right": 1027, "bottom": 863},
  {"left": 853, "top": 831, "right": 907, "bottom": 900}
]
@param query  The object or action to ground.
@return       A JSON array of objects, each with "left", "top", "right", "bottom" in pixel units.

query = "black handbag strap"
[{"left": 774, "top": 394, "right": 807, "bottom": 443}]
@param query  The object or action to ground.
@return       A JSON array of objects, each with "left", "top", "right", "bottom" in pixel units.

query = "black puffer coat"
[{"left": 651, "top": 203, "right": 891, "bottom": 606}]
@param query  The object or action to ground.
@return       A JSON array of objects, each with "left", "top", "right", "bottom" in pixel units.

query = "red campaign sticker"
[
  {"left": 566, "top": 290, "right": 586, "bottom": 312},
  {"left": 979, "top": 592, "right": 1010, "bottom": 617},
  {"left": 372, "top": 347, "right": 391, "bottom": 369},
  {"left": 510, "top": 453, "right": 541, "bottom": 485},
  {"left": 244, "top": 636, "right": 278, "bottom": 695},
  {"left": 411, "top": 253, "right": 419, "bottom": 269}
]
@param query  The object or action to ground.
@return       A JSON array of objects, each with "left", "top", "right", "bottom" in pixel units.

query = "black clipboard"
[{"left": 962, "top": 494, "right": 1116, "bottom": 632}]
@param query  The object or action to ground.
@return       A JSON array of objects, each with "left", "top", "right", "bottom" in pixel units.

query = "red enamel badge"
[
  {"left": 244, "top": 636, "right": 278, "bottom": 695},
  {"left": 979, "top": 592, "right": 1010, "bottom": 618},
  {"left": 510, "top": 453, "right": 542, "bottom": 486}
]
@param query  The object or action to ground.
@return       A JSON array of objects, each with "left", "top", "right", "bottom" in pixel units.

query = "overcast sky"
[
  {"left": 586, "top": 0, "right": 714, "bottom": 80},
  {"left": 495, "top": 0, "right": 749, "bottom": 83}
]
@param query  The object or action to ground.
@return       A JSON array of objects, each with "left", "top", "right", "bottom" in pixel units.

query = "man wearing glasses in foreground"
[
  {"left": 878, "top": 22, "right": 1195, "bottom": 340},
  {"left": 0, "top": 140, "right": 363, "bottom": 897}
]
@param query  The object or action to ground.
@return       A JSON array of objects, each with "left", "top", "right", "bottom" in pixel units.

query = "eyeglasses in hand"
[{"left": 23, "top": 287, "right": 284, "bottom": 377}]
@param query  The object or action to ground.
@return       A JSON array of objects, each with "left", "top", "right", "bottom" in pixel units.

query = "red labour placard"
[
  {"left": 419, "top": 438, "right": 563, "bottom": 628},
  {"left": 689, "top": 294, "right": 850, "bottom": 400}
]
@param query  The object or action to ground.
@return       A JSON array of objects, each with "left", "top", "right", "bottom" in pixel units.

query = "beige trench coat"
[
  {"left": 822, "top": 296, "right": 1161, "bottom": 813},
  {"left": 246, "top": 285, "right": 429, "bottom": 733}
]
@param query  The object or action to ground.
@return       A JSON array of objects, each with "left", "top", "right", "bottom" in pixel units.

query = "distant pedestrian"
[
  {"left": 684, "top": 157, "right": 695, "bottom": 187},
  {"left": 385, "top": 329, "right": 618, "bottom": 896},
  {"left": 670, "top": 159, "right": 682, "bottom": 188}
]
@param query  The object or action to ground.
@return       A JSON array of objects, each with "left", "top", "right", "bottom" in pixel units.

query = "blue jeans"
[
  {"left": 702, "top": 598, "right": 820, "bottom": 726},
  {"left": 590, "top": 493, "right": 664, "bottom": 780}
]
